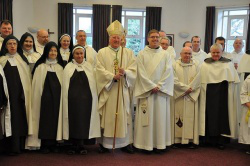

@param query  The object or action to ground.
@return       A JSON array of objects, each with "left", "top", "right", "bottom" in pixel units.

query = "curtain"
[
  {"left": 58, "top": 3, "right": 73, "bottom": 37},
  {"left": 204, "top": 6, "right": 215, "bottom": 53},
  {"left": 0, "top": 0, "right": 13, "bottom": 24},
  {"left": 246, "top": 4, "right": 250, "bottom": 51},
  {"left": 112, "top": 5, "right": 122, "bottom": 22},
  {"left": 93, "top": 4, "right": 111, "bottom": 51},
  {"left": 145, "top": 7, "right": 162, "bottom": 45}
]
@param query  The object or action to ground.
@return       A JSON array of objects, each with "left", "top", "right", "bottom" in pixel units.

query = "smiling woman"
[{"left": 20, "top": 33, "right": 41, "bottom": 71}]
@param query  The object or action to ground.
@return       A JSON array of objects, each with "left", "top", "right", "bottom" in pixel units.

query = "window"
[
  {"left": 122, "top": 9, "right": 146, "bottom": 55},
  {"left": 73, "top": 7, "right": 93, "bottom": 46},
  {"left": 216, "top": 8, "right": 249, "bottom": 53},
  {"left": 73, "top": 7, "right": 146, "bottom": 54}
]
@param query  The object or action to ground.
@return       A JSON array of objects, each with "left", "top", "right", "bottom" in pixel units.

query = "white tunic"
[
  {"left": 231, "top": 50, "right": 244, "bottom": 65},
  {"left": 171, "top": 59, "right": 200, "bottom": 145},
  {"left": 239, "top": 75, "right": 250, "bottom": 144},
  {"left": 134, "top": 46, "right": 174, "bottom": 150},
  {"left": 192, "top": 49, "right": 207, "bottom": 64},
  {"left": 35, "top": 41, "right": 44, "bottom": 55},
  {"left": 166, "top": 46, "right": 176, "bottom": 61}
]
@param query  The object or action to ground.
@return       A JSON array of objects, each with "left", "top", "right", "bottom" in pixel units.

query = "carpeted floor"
[{"left": 0, "top": 142, "right": 249, "bottom": 166}]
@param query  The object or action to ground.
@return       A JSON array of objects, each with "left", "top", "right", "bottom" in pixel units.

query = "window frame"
[{"left": 215, "top": 7, "right": 249, "bottom": 52}]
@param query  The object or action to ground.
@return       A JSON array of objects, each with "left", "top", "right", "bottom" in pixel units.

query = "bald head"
[
  {"left": 37, "top": 29, "right": 49, "bottom": 46},
  {"left": 159, "top": 30, "right": 166, "bottom": 37},
  {"left": 233, "top": 38, "right": 244, "bottom": 53},
  {"left": 180, "top": 47, "right": 192, "bottom": 63}
]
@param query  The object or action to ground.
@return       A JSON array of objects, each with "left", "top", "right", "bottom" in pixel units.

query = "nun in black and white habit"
[
  {"left": 20, "top": 32, "right": 40, "bottom": 72},
  {"left": 26, "top": 41, "right": 64, "bottom": 153},
  {"left": 0, "top": 35, "right": 32, "bottom": 155},
  {"left": 63, "top": 45, "right": 100, "bottom": 154},
  {"left": 58, "top": 33, "right": 73, "bottom": 66}
]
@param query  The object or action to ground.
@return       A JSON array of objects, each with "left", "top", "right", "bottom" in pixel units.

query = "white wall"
[{"left": 13, "top": 0, "right": 249, "bottom": 56}]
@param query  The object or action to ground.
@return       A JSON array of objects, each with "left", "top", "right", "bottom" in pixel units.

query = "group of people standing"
[{"left": 0, "top": 19, "right": 249, "bottom": 157}]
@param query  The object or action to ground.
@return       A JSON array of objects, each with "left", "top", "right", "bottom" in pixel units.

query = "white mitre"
[{"left": 107, "top": 20, "right": 124, "bottom": 36}]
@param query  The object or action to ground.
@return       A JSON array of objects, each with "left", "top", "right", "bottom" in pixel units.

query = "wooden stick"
[{"left": 112, "top": 46, "right": 124, "bottom": 152}]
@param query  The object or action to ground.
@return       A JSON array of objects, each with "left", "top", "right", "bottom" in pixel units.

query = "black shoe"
[
  {"left": 8, "top": 152, "right": 18, "bottom": 156},
  {"left": 154, "top": 148, "right": 165, "bottom": 154},
  {"left": 171, "top": 144, "right": 180, "bottom": 149},
  {"left": 78, "top": 147, "right": 87, "bottom": 155},
  {"left": 217, "top": 144, "right": 225, "bottom": 150},
  {"left": 142, "top": 149, "right": 153, "bottom": 154},
  {"left": 187, "top": 143, "right": 197, "bottom": 149},
  {"left": 41, "top": 147, "right": 50, "bottom": 154},
  {"left": 98, "top": 144, "right": 109, "bottom": 153},
  {"left": 246, "top": 151, "right": 250, "bottom": 155},
  {"left": 67, "top": 149, "right": 76, "bottom": 155},
  {"left": 121, "top": 145, "right": 134, "bottom": 154},
  {"left": 51, "top": 146, "right": 60, "bottom": 153}
]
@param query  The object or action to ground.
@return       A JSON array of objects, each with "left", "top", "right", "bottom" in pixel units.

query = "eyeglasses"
[
  {"left": 149, "top": 36, "right": 159, "bottom": 39},
  {"left": 38, "top": 35, "right": 49, "bottom": 39}
]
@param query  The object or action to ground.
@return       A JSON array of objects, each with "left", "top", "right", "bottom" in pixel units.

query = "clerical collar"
[
  {"left": 204, "top": 57, "right": 231, "bottom": 63},
  {"left": 46, "top": 58, "right": 58, "bottom": 65},
  {"left": 60, "top": 47, "right": 70, "bottom": 53},
  {"left": 23, "top": 48, "right": 34, "bottom": 55},
  {"left": 148, "top": 46, "right": 160, "bottom": 49},
  {"left": 193, "top": 48, "right": 200, "bottom": 53},
  {"left": 109, "top": 46, "right": 120, "bottom": 52},
  {"left": 6, "top": 52, "right": 18, "bottom": 58}
]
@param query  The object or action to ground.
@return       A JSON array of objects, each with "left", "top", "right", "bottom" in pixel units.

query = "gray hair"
[
  {"left": 160, "top": 37, "right": 170, "bottom": 43},
  {"left": 210, "top": 43, "right": 223, "bottom": 52}
]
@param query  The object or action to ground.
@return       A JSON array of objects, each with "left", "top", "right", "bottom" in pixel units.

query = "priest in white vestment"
[
  {"left": 231, "top": 38, "right": 244, "bottom": 70},
  {"left": 96, "top": 20, "right": 137, "bottom": 153},
  {"left": 171, "top": 47, "right": 200, "bottom": 148},
  {"left": 160, "top": 37, "right": 176, "bottom": 61},
  {"left": 35, "top": 29, "right": 49, "bottom": 55},
  {"left": 239, "top": 74, "right": 250, "bottom": 154},
  {"left": 76, "top": 30, "right": 97, "bottom": 67},
  {"left": 199, "top": 43, "right": 240, "bottom": 150},
  {"left": 134, "top": 29, "right": 174, "bottom": 153},
  {"left": 191, "top": 36, "right": 207, "bottom": 64}
]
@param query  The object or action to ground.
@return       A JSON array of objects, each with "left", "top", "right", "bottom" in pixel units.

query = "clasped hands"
[
  {"left": 185, "top": 88, "right": 192, "bottom": 95},
  {"left": 113, "top": 68, "right": 125, "bottom": 81}
]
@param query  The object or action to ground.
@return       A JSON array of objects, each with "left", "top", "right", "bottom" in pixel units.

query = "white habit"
[
  {"left": 134, "top": 46, "right": 174, "bottom": 150},
  {"left": 26, "top": 63, "right": 63, "bottom": 148},
  {"left": 239, "top": 75, "right": 250, "bottom": 144},
  {"left": 192, "top": 49, "right": 207, "bottom": 64},
  {"left": 171, "top": 59, "right": 200, "bottom": 145},
  {"left": 199, "top": 59, "right": 240, "bottom": 139}
]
